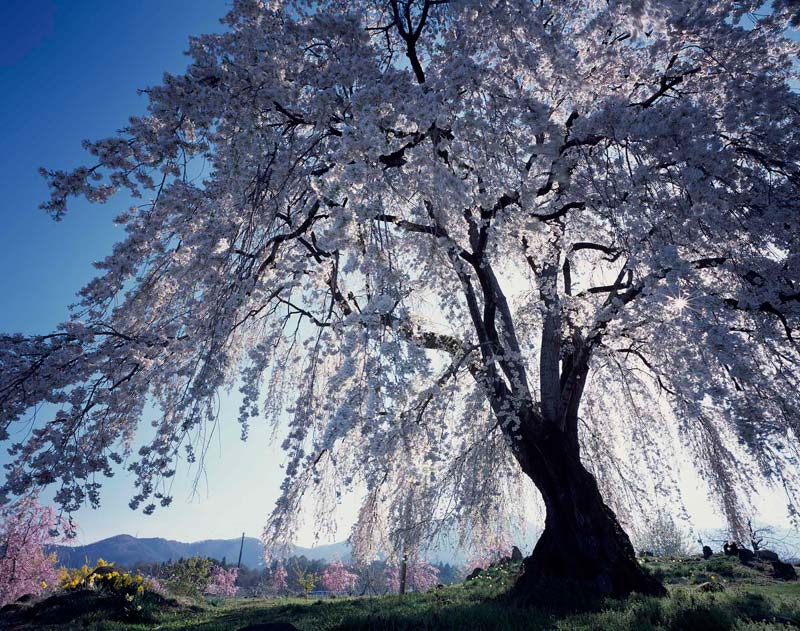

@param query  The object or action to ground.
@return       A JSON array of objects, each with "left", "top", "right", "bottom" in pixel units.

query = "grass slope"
[{"left": 3, "top": 557, "right": 799, "bottom": 630}]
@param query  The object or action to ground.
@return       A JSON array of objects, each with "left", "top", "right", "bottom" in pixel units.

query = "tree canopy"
[{"left": 1, "top": 0, "right": 799, "bottom": 574}]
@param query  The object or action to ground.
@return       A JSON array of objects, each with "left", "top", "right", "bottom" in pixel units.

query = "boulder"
[
  {"left": 702, "top": 546, "right": 713, "bottom": 560},
  {"left": 697, "top": 581, "right": 725, "bottom": 593},
  {"left": 771, "top": 560, "right": 798, "bottom": 581},
  {"left": 465, "top": 567, "right": 484, "bottom": 581},
  {"left": 738, "top": 548, "right": 755, "bottom": 565},
  {"left": 511, "top": 546, "right": 523, "bottom": 562},
  {"left": 724, "top": 542, "right": 739, "bottom": 556},
  {"left": 237, "top": 624, "right": 300, "bottom": 631},
  {"left": 15, "top": 593, "right": 35, "bottom": 603},
  {"left": 755, "top": 549, "right": 780, "bottom": 563}
]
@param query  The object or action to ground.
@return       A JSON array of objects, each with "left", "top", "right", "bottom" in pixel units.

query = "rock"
[
  {"left": 772, "top": 560, "right": 798, "bottom": 581},
  {"left": 724, "top": 542, "right": 739, "bottom": 556},
  {"left": 755, "top": 549, "right": 780, "bottom": 563},
  {"left": 641, "top": 550, "right": 654, "bottom": 557},
  {"left": 738, "top": 548, "right": 755, "bottom": 565},
  {"left": 15, "top": 593, "right": 35, "bottom": 603},
  {"left": 697, "top": 581, "right": 725, "bottom": 593},
  {"left": 499, "top": 556, "right": 512, "bottom": 565},
  {"left": 702, "top": 546, "right": 713, "bottom": 559},
  {"left": 465, "top": 567, "right": 483, "bottom": 581},
  {"left": 511, "top": 546, "right": 523, "bottom": 562},
  {"left": 436, "top": 584, "right": 444, "bottom": 589},
  {"left": 237, "top": 624, "right": 300, "bottom": 631}
]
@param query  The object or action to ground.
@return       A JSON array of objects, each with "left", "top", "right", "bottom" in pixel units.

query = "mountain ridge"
[{"left": 50, "top": 534, "right": 351, "bottom": 569}]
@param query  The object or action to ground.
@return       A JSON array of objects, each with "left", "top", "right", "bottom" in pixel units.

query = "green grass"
[{"left": 4, "top": 560, "right": 799, "bottom": 631}]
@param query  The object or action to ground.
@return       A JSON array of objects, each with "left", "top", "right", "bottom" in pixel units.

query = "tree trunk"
[{"left": 511, "top": 425, "right": 666, "bottom": 602}]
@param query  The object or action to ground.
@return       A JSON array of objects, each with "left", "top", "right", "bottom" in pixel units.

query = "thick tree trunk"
[{"left": 511, "top": 425, "right": 666, "bottom": 602}]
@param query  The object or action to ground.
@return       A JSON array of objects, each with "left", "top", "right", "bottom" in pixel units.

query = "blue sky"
[
  {"left": 0, "top": 1, "right": 795, "bottom": 549},
  {"left": 0, "top": 0, "right": 326, "bottom": 547}
]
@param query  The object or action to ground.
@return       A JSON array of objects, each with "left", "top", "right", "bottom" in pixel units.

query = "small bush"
[
  {"left": 58, "top": 559, "right": 156, "bottom": 622},
  {"left": 704, "top": 557, "right": 743, "bottom": 579},
  {"left": 664, "top": 590, "right": 736, "bottom": 631}
]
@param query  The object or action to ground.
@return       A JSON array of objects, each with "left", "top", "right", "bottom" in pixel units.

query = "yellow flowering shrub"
[{"left": 59, "top": 559, "right": 150, "bottom": 597}]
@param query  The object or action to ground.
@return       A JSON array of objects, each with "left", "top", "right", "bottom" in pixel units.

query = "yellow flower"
[
  {"left": 135, "top": 574, "right": 143, "bottom": 583},
  {"left": 41, "top": 580, "right": 47, "bottom": 589},
  {"left": 137, "top": 585, "right": 144, "bottom": 594}
]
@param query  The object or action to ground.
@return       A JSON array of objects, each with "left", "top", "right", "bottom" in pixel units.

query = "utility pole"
[{"left": 237, "top": 532, "right": 245, "bottom": 569}]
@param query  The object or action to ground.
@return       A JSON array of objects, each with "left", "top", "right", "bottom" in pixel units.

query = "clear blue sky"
[
  {"left": 0, "top": 0, "right": 341, "bottom": 548},
  {"left": 0, "top": 1, "right": 793, "bottom": 548}
]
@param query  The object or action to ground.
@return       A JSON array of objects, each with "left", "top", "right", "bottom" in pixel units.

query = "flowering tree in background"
[
  {"left": 269, "top": 560, "right": 287, "bottom": 596},
  {"left": 205, "top": 565, "right": 239, "bottom": 598},
  {"left": 385, "top": 557, "right": 440, "bottom": 594},
  {"left": 1, "top": 0, "right": 800, "bottom": 601},
  {"left": 320, "top": 559, "right": 358, "bottom": 595},
  {"left": 633, "top": 513, "right": 692, "bottom": 558},
  {"left": 406, "top": 560, "right": 440, "bottom": 593},
  {"left": 0, "top": 497, "right": 62, "bottom": 606}
]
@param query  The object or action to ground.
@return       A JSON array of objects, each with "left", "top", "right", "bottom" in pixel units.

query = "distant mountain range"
[
  {"left": 50, "top": 534, "right": 351, "bottom": 569},
  {"left": 56, "top": 524, "right": 797, "bottom": 570}
]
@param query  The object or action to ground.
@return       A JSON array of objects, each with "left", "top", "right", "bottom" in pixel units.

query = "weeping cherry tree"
[{"left": 1, "top": 0, "right": 800, "bottom": 600}]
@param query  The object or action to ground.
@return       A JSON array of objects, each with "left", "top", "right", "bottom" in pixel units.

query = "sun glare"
[{"left": 669, "top": 295, "right": 689, "bottom": 315}]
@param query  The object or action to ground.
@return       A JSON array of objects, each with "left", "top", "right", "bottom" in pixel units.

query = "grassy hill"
[{"left": 2, "top": 555, "right": 799, "bottom": 630}]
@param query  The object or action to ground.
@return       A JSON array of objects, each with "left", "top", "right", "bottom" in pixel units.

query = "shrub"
[
  {"left": 704, "top": 556, "right": 742, "bottom": 578},
  {"left": 59, "top": 558, "right": 153, "bottom": 621},
  {"left": 160, "top": 557, "right": 215, "bottom": 598}
]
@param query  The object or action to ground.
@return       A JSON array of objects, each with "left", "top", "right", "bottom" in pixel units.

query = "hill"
[{"left": 50, "top": 534, "right": 351, "bottom": 569}]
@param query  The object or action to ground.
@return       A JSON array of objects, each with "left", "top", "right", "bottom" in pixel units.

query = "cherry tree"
[
  {"left": 385, "top": 557, "right": 440, "bottom": 593},
  {"left": 205, "top": 565, "right": 239, "bottom": 598},
  {"left": 1, "top": 0, "right": 799, "bottom": 600},
  {"left": 320, "top": 558, "right": 358, "bottom": 594},
  {"left": 270, "top": 560, "right": 288, "bottom": 595},
  {"left": 0, "top": 497, "right": 62, "bottom": 606}
]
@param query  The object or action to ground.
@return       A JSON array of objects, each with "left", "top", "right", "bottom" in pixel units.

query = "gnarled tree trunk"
[{"left": 510, "top": 423, "right": 666, "bottom": 601}]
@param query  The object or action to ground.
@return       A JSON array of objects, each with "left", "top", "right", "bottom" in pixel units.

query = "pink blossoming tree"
[
  {"left": 2, "top": 0, "right": 800, "bottom": 602},
  {"left": 269, "top": 560, "right": 288, "bottom": 596},
  {"left": 385, "top": 557, "right": 440, "bottom": 594},
  {"left": 205, "top": 565, "right": 239, "bottom": 598},
  {"left": 0, "top": 498, "right": 62, "bottom": 606},
  {"left": 320, "top": 559, "right": 358, "bottom": 595}
]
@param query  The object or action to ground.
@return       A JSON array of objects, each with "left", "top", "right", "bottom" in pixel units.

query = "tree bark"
[{"left": 510, "top": 424, "right": 666, "bottom": 602}]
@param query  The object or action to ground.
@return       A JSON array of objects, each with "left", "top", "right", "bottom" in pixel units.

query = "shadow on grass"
[{"left": 182, "top": 588, "right": 800, "bottom": 631}]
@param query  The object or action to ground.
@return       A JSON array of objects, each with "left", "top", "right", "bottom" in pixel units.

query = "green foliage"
[
  {"left": 295, "top": 570, "right": 317, "bottom": 599},
  {"left": 159, "top": 557, "right": 215, "bottom": 599}
]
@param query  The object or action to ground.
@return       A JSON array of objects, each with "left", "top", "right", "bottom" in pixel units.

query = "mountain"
[{"left": 50, "top": 534, "right": 351, "bottom": 569}]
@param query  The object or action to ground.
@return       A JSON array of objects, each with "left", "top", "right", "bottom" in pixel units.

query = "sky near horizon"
[{"left": 0, "top": 1, "right": 796, "bottom": 550}]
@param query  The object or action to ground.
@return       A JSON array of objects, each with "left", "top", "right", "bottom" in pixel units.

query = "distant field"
[{"left": 3, "top": 556, "right": 799, "bottom": 630}]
